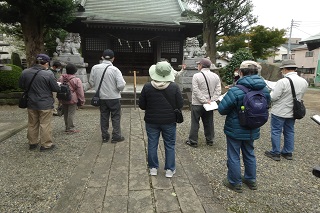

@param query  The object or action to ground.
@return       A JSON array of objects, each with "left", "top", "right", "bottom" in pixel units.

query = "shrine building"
[{"left": 67, "top": 0, "right": 202, "bottom": 76}]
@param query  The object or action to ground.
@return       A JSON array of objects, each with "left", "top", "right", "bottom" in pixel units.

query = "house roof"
[
  {"left": 291, "top": 44, "right": 308, "bottom": 51},
  {"left": 76, "top": 0, "right": 201, "bottom": 27},
  {"left": 281, "top": 43, "right": 301, "bottom": 50},
  {"left": 299, "top": 32, "right": 320, "bottom": 50}
]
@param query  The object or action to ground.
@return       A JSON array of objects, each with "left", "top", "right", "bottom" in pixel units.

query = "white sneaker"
[
  {"left": 165, "top": 169, "right": 176, "bottom": 178},
  {"left": 149, "top": 168, "right": 157, "bottom": 176}
]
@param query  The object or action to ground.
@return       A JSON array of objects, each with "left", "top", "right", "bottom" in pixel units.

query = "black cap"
[
  {"left": 103, "top": 49, "right": 114, "bottom": 59},
  {"left": 36, "top": 54, "right": 50, "bottom": 63}
]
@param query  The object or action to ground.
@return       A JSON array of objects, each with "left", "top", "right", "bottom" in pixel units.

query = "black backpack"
[
  {"left": 236, "top": 85, "right": 269, "bottom": 129},
  {"left": 57, "top": 77, "right": 74, "bottom": 101}
]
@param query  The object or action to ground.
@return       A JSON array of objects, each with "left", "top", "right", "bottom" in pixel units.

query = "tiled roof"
[
  {"left": 291, "top": 44, "right": 308, "bottom": 50},
  {"left": 299, "top": 32, "right": 320, "bottom": 50},
  {"left": 281, "top": 43, "right": 302, "bottom": 50},
  {"left": 77, "top": 0, "right": 199, "bottom": 26},
  {"left": 300, "top": 32, "right": 320, "bottom": 43}
]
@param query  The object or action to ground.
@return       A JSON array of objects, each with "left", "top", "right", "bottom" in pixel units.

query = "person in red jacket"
[{"left": 58, "top": 63, "right": 85, "bottom": 133}]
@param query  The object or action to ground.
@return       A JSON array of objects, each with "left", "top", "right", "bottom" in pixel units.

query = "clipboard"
[
  {"left": 311, "top": 115, "right": 320, "bottom": 125},
  {"left": 203, "top": 101, "right": 218, "bottom": 111}
]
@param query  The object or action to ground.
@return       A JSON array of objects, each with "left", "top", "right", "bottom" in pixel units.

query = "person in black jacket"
[
  {"left": 139, "top": 61, "right": 184, "bottom": 178},
  {"left": 19, "top": 54, "right": 61, "bottom": 151}
]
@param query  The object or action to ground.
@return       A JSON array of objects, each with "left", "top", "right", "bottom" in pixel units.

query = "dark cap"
[
  {"left": 36, "top": 54, "right": 50, "bottom": 63},
  {"left": 52, "top": 61, "right": 62, "bottom": 67},
  {"left": 280, "top": 60, "right": 298, "bottom": 69},
  {"left": 196, "top": 58, "right": 212, "bottom": 68},
  {"left": 103, "top": 49, "right": 114, "bottom": 59}
]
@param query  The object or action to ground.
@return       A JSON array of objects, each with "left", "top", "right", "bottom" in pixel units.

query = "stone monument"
[
  {"left": 175, "top": 37, "right": 216, "bottom": 92},
  {"left": 0, "top": 43, "right": 11, "bottom": 71},
  {"left": 55, "top": 33, "right": 90, "bottom": 91}
]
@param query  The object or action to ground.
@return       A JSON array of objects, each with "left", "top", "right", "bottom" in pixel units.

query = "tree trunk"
[
  {"left": 203, "top": 23, "right": 217, "bottom": 65},
  {"left": 21, "top": 13, "right": 45, "bottom": 68}
]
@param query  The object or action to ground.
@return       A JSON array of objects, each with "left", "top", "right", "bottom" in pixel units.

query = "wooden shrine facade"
[
  {"left": 66, "top": 0, "right": 202, "bottom": 76},
  {"left": 68, "top": 23, "right": 202, "bottom": 76}
]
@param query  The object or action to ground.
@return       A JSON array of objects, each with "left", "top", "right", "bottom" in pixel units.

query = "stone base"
[
  {"left": 57, "top": 55, "right": 90, "bottom": 91},
  {"left": 58, "top": 54, "right": 84, "bottom": 64},
  {"left": 176, "top": 57, "right": 200, "bottom": 92}
]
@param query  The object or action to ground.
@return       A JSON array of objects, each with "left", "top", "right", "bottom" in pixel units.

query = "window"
[
  {"left": 85, "top": 38, "right": 107, "bottom": 51},
  {"left": 161, "top": 41, "right": 180, "bottom": 53},
  {"left": 305, "top": 51, "right": 313, "bottom": 57},
  {"left": 0, "top": 34, "right": 3, "bottom": 41},
  {"left": 299, "top": 67, "right": 315, "bottom": 74}
]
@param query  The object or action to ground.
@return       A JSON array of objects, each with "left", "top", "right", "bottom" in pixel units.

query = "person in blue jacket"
[{"left": 218, "top": 60, "right": 271, "bottom": 193}]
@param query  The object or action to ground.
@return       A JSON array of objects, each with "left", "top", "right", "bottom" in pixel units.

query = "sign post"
[{"left": 134, "top": 71, "right": 136, "bottom": 109}]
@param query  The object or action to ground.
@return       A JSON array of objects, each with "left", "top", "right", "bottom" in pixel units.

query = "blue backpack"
[{"left": 236, "top": 85, "right": 269, "bottom": 129}]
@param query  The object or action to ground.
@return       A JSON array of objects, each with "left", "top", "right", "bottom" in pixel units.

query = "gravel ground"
[
  {"left": 0, "top": 106, "right": 100, "bottom": 213},
  {"left": 0, "top": 91, "right": 319, "bottom": 213},
  {"left": 177, "top": 107, "right": 320, "bottom": 212}
]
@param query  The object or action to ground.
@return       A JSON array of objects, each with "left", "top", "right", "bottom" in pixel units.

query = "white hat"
[{"left": 149, "top": 61, "right": 175, "bottom": 82}]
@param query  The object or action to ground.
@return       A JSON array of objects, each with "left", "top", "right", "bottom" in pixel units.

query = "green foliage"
[
  {"left": 250, "top": 25, "right": 287, "bottom": 59},
  {"left": 0, "top": 23, "right": 23, "bottom": 42},
  {"left": 221, "top": 49, "right": 253, "bottom": 84},
  {"left": 0, "top": 0, "right": 77, "bottom": 28},
  {"left": 0, "top": 64, "right": 23, "bottom": 92},
  {"left": 183, "top": 0, "right": 257, "bottom": 63},
  {"left": 217, "top": 34, "right": 249, "bottom": 54},
  {"left": 45, "top": 29, "right": 69, "bottom": 56},
  {"left": 0, "top": 0, "right": 78, "bottom": 67},
  {"left": 218, "top": 25, "right": 287, "bottom": 60},
  {"left": 11, "top": 52, "right": 23, "bottom": 69},
  {"left": 0, "top": 24, "right": 25, "bottom": 54}
]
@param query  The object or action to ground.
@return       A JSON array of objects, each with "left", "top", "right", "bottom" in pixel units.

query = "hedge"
[{"left": 0, "top": 64, "right": 23, "bottom": 92}]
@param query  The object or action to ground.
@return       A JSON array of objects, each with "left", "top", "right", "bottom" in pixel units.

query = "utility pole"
[{"left": 287, "top": 19, "right": 294, "bottom": 59}]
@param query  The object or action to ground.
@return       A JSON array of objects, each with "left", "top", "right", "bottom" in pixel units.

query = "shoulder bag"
[
  {"left": 201, "top": 72, "right": 217, "bottom": 111},
  {"left": 91, "top": 65, "right": 110, "bottom": 107},
  {"left": 286, "top": 77, "right": 306, "bottom": 119},
  {"left": 19, "top": 70, "right": 41, "bottom": 108},
  {"left": 161, "top": 86, "right": 184, "bottom": 123}
]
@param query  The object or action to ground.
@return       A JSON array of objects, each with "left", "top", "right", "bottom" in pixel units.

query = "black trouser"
[
  {"left": 100, "top": 99, "right": 122, "bottom": 140},
  {"left": 188, "top": 105, "right": 214, "bottom": 144}
]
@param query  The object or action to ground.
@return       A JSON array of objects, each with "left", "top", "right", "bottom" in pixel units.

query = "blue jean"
[
  {"left": 226, "top": 136, "right": 256, "bottom": 185},
  {"left": 270, "top": 114, "right": 295, "bottom": 154},
  {"left": 146, "top": 122, "right": 176, "bottom": 171}
]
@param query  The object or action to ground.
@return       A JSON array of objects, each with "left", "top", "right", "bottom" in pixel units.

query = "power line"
[{"left": 293, "top": 27, "right": 313, "bottom": 36}]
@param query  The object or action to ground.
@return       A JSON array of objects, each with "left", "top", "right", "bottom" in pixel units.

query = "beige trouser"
[{"left": 27, "top": 109, "right": 53, "bottom": 148}]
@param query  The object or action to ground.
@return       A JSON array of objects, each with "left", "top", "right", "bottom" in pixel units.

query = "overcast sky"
[{"left": 250, "top": 0, "right": 320, "bottom": 40}]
